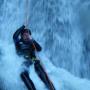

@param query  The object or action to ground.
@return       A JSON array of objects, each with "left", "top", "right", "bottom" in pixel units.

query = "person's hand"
[
  {"left": 24, "top": 22, "right": 29, "bottom": 29},
  {"left": 23, "top": 23, "right": 27, "bottom": 29}
]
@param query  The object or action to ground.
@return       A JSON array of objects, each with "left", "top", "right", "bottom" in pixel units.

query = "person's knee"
[{"left": 20, "top": 70, "right": 29, "bottom": 77}]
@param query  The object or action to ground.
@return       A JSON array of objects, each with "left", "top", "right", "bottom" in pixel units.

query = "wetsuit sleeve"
[
  {"left": 13, "top": 25, "right": 25, "bottom": 43},
  {"left": 33, "top": 40, "right": 42, "bottom": 52}
]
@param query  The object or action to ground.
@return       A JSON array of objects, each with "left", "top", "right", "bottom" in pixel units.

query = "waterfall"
[{"left": 0, "top": 0, "right": 90, "bottom": 90}]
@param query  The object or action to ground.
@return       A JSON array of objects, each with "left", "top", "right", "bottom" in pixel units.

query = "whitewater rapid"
[{"left": 0, "top": 0, "right": 90, "bottom": 90}]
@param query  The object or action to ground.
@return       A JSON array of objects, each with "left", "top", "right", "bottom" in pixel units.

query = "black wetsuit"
[{"left": 13, "top": 25, "right": 42, "bottom": 62}]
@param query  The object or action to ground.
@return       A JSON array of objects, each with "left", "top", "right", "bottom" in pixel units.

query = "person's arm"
[
  {"left": 33, "top": 40, "right": 42, "bottom": 52},
  {"left": 13, "top": 25, "right": 25, "bottom": 43}
]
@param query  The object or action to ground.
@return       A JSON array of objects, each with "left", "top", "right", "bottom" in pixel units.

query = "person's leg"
[
  {"left": 34, "top": 60, "right": 55, "bottom": 90},
  {"left": 20, "top": 70, "right": 36, "bottom": 90},
  {"left": 34, "top": 60, "right": 47, "bottom": 83}
]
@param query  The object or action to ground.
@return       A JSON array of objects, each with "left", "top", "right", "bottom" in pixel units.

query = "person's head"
[{"left": 21, "top": 29, "right": 31, "bottom": 41}]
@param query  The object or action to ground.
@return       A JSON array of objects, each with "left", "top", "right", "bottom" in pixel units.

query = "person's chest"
[{"left": 18, "top": 40, "right": 33, "bottom": 50}]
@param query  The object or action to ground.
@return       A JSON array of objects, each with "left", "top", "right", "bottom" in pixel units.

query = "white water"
[{"left": 0, "top": 0, "right": 90, "bottom": 90}]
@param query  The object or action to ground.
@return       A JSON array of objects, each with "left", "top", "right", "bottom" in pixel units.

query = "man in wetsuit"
[
  {"left": 13, "top": 25, "right": 42, "bottom": 90},
  {"left": 13, "top": 25, "right": 55, "bottom": 90}
]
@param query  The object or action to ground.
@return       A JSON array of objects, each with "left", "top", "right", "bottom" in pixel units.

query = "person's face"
[{"left": 22, "top": 32, "right": 30, "bottom": 41}]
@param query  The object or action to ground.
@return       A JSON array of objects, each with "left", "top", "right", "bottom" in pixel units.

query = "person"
[
  {"left": 13, "top": 25, "right": 42, "bottom": 90},
  {"left": 13, "top": 25, "right": 55, "bottom": 90}
]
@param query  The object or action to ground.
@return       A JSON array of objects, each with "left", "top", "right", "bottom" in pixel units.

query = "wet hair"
[{"left": 21, "top": 29, "right": 31, "bottom": 36}]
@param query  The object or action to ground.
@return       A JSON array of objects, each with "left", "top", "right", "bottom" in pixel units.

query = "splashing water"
[{"left": 0, "top": 0, "right": 90, "bottom": 90}]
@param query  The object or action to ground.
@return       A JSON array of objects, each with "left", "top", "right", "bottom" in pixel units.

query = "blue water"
[{"left": 0, "top": 0, "right": 90, "bottom": 90}]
